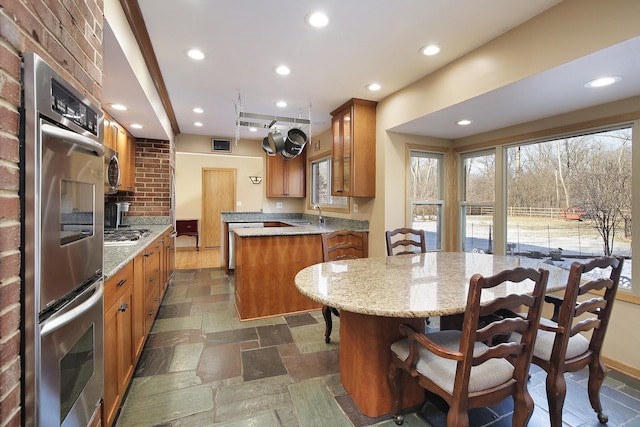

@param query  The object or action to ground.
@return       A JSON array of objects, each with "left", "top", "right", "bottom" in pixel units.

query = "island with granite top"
[{"left": 221, "top": 212, "right": 368, "bottom": 320}]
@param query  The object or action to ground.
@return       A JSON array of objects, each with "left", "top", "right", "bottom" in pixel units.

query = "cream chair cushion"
[
  {"left": 531, "top": 317, "right": 590, "bottom": 361},
  {"left": 390, "top": 330, "right": 515, "bottom": 394}
]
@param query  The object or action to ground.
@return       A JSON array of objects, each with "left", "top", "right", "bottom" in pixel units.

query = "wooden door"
[{"left": 202, "top": 168, "right": 235, "bottom": 248}]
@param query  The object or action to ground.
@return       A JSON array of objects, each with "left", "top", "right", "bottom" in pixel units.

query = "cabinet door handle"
[
  {"left": 119, "top": 303, "right": 129, "bottom": 312},
  {"left": 145, "top": 251, "right": 155, "bottom": 257},
  {"left": 148, "top": 309, "right": 154, "bottom": 316},
  {"left": 116, "top": 279, "right": 127, "bottom": 287}
]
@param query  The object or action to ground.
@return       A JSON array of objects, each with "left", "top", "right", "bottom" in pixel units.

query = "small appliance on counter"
[{"left": 105, "top": 201, "right": 131, "bottom": 229}]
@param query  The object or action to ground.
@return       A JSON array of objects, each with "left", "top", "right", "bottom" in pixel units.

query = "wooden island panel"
[{"left": 235, "top": 233, "right": 323, "bottom": 320}]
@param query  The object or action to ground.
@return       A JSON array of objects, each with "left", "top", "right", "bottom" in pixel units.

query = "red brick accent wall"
[
  {"left": 0, "top": 2, "right": 103, "bottom": 425},
  {"left": 108, "top": 138, "right": 173, "bottom": 217}
]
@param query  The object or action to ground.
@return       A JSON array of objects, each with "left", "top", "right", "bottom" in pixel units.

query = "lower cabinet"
[
  {"left": 103, "top": 263, "right": 134, "bottom": 427},
  {"left": 103, "top": 234, "right": 173, "bottom": 426}
]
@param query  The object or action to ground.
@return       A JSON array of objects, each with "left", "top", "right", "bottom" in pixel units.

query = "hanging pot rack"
[{"left": 235, "top": 92, "right": 312, "bottom": 158}]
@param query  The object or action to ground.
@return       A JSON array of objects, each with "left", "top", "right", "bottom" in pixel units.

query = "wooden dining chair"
[
  {"left": 321, "top": 230, "right": 369, "bottom": 343},
  {"left": 386, "top": 227, "right": 427, "bottom": 256},
  {"left": 389, "top": 266, "right": 549, "bottom": 427},
  {"left": 385, "top": 227, "right": 432, "bottom": 326},
  {"left": 527, "top": 256, "right": 623, "bottom": 426}
]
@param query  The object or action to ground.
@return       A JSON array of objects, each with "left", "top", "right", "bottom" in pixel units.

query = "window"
[
  {"left": 310, "top": 156, "right": 348, "bottom": 210},
  {"left": 460, "top": 150, "right": 495, "bottom": 253},
  {"left": 408, "top": 150, "right": 444, "bottom": 250},
  {"left": 505, "top": 126, "right": 632, "bottom": 289}
]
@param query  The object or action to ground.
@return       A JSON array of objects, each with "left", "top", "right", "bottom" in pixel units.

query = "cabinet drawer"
[
  {"left": 144, "top": 264, "right": 160, "bottom": 299},
  {"left": 104, "top": 261, "right": 134, "bottom": 310},
  {"left": 144, "top": 289, "right": 161, "bottom": 334}
]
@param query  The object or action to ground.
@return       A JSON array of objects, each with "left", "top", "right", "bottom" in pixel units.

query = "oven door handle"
[
  {"left": 40, "top": 280, "right": 104, "bottom": 336},
  {"left": 41, "top": 123, "right": 105, "bottom": 157}
]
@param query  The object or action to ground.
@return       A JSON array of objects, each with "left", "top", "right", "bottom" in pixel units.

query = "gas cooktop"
[{"left": 104, "top": 228, "right": 151, "bottom": 246}]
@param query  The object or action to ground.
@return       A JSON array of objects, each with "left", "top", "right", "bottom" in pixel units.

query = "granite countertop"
[
  {"left": 222, "top": 212, "right": 369, "bottom": 237},
  {"left": 294, "top": 252, "right": 570, "bottom": 318},
  {"left": 103, "top": 224, "right": 171, "bottom": 279}
]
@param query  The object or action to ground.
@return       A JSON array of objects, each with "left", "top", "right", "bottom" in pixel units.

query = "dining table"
[{"left": 294, "top": 251, "right": 571, "bottom": 418}]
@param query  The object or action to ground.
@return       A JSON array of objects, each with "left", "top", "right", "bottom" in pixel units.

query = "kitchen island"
[{"left": 222, "top": 212, "right": 368, "bottom": 320}]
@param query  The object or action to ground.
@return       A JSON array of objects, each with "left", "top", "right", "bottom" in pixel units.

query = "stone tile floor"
[{"left": 116, "top": 268, "right": 640, "bottom": 426}]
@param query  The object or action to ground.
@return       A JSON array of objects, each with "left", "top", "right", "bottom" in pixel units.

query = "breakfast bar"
[
  {"left": 223, "top": 212, "right": 369, "bottom": 320},
  {"left": 295, "top": 252, "right": 571, "bottom": 417}
]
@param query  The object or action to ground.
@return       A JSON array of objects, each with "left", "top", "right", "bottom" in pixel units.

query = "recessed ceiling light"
[
  {"left": 305, "top": 12, "right": 329, "bottom": 28},
  {"left": 186, "top": 49, "right": 205, "bottom": 60},
  {"left": 367, "top": 83, "right": 381, "bottom": 91},
  {"left": 420, "top": 44, "right": 441, "bottom": 56},
  {"left": 457, "top": 119, "right": 472, "bottom": 126},
  {"left": 111, "top": 104, "right": 127, "bottom": 111},
  {"left": 130, "top": 123, "right": 143, "bottom": 129},
  {"left": 193, "top": 107, "right": 204, "bottom": 114},
  {"left": 276, "top": 100, "right": 287, "bottom": 108},
  {"left": 249, "top": 127, "right": 257, "bottom": 132},
  {"left": 584, "top": 76, "right": 621, "bottom": 88},
  {"left": 194, "top": 122, "right": 203, "bottom": 127},
  {"left": 274, "top": 65, "right": 291, "bottom": 76}
]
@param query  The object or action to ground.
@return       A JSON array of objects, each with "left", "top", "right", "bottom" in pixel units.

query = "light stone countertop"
[
  {"left": 294, "top": 252, "right": 570, "bottom": 318},
  {"left": 223, "top": 212, "right": 369, "bottom": 237},
  {"left": 103, "top": 224, "right": 171, "bottom": 279}
]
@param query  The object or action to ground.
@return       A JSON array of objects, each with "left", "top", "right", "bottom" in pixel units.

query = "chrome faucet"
[{"left": 313, "top": 204, "right": 325, "bottom": 225}]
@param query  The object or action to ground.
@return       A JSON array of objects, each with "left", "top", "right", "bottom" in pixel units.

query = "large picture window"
[
  {"left": 505, "top": 126, "right": 632, "bottom": 289},
  {"left": 408, "top": 150, "right": 444, "bottom": 250}
]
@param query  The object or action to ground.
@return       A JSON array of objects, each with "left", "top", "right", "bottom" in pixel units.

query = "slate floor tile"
[
  {"left": 284, "top": 312, "right": 318, "bottom": 327},
  {"left": 241, "top": 346, "right": 288, "bottom": 381},
  {"left": 257, "top": 323, "right": 294, "bottom": 347},
  {"left": 197, "top": 342, "right": 242, "bottom": 383}
]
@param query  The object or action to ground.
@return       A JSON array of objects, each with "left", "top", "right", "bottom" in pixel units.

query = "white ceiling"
[{"left": 102, "top": 0, "right": 640, "bottom": 143}]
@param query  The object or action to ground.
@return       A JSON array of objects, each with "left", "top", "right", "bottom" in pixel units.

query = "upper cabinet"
[
  {"left": 266, "top": 151, "right": 306, "bottom": 198},
  {"left": 103, "top": 113, "right": 136, "bottom": 192},
  {"left": 330, "top": 98, "right": 377, "bottom": 197},
  {"left": 117, "top": 130, "right": 136, "bottom": 191}
]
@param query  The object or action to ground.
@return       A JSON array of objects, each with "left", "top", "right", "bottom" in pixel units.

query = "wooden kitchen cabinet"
[
  {"left": 143, "top": 236, "right": 162, "bottom": 336},
  {"left": 266, "top": 151, "right": 306, "bottom": 197},
  {"left": 330, "top": 98, "right": 377, "bottom": 197},
  {"left": 132, "top": 253, "right": 146, "bottom": 361},
  {"left": 103, "top": 265, "right": 134, "bottom": 427},
  {"left": 117, "top": 131, "right": 136, "bottom": 191},
  {"left": 162, "top": 228, "right": 176, "bottom": 291}
]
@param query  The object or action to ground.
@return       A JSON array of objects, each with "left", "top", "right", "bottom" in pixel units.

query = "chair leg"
[
  {"left": 512, "top": 386, "right": 535, "bottom": 427},
  {"left": 587, "top": 358, "right": 608, "bottom": 423},
  {"left": 322, "top": 305, "right": 333, "bottom": 343},
  {"left": 546, "top": 368, "right": 567, "bottom": 427},
  {"left": 446, "top": 401, "right": 469, "bottom": 427}
]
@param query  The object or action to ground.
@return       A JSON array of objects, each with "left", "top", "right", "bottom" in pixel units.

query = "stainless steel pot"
[
  {"left": 284, "top": 128, "right": 307, "bottom": 157},
  {"left": 267, "top": 130, "right": 285, "bottom": 154}
]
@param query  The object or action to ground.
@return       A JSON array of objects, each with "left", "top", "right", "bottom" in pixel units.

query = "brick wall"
[
  {"left": 108, "top": 138, "right": 173, "bottom": 217},
  {"left": 0, "top": 1, "right": 103, "bottom": 425}
]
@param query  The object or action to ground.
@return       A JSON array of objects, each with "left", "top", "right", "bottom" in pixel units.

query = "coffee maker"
[{"left": 105, "top": 202, "right": 130, "bottom": 228}]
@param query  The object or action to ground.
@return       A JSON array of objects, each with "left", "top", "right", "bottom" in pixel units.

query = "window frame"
[
  {"left": 407, "top": 149, "right": 446, "bottom": 251},
  {"left": 458, "top": 148, "right": 496, "bottom": 253},
  {"left": 308, "top": 154, "right": 349, "bottom": 213}
]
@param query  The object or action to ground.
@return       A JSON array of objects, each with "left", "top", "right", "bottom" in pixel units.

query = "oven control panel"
[{"left": 51, "top": 78, "right": 99, "bottom": 136}]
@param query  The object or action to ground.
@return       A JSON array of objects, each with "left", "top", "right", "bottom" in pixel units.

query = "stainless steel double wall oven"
[{"left": 22, "top": 53, "right": 105, "bottom": 426}]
